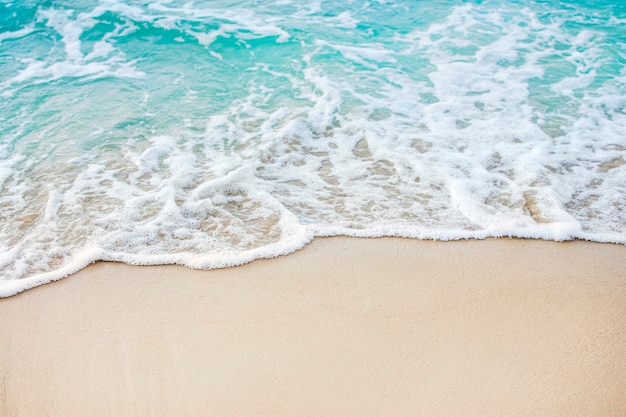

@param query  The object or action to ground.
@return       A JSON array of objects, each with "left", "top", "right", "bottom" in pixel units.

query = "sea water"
[{"left": 1, "top": 0, "right": 625, "bottom": 296}]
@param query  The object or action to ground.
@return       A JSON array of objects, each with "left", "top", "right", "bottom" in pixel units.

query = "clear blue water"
[{"left": 1, "top": 0, "right": 625, "bottom": 295}]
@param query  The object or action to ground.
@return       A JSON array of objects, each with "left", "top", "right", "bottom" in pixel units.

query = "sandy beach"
[{"left": 1, "top": 237, "right": 625, "bottom": 416}]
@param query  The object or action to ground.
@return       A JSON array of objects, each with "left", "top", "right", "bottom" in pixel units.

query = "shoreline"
[{"left": 1, "top": 237, "right": 625, "bottom": 416}]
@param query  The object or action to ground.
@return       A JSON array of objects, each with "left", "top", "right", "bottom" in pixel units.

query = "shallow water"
[{"left": 1, "top": 0, "right": 625, "bottom": 295}]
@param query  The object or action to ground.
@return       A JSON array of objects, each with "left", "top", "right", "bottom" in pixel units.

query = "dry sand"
[{"left": 1, "top": 237, "right": 625, "bottom": 416}]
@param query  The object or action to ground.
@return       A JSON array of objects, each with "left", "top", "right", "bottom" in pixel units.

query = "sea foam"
[{"left": 0, "top": 0, "right": 625, "bottom": 296}]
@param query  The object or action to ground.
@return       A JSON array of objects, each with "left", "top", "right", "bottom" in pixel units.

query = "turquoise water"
[{"left": 1, "top": 0, "right": 625, "bottom": 295}]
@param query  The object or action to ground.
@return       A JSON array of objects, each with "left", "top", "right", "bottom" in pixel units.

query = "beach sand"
[{"left": 1, "top": 237, "right": 625, "bottom": 416}]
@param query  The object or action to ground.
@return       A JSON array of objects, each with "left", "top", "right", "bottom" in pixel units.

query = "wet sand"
[{"left": 1, "top": 237, "right": 625, "bottom": 416}]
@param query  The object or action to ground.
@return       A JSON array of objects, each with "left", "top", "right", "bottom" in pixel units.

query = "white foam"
[
  {"left": 0, "top": 25, "right": 35, "bottom": 44},
  {"left": 315, "top": 40, "right": 397, "bottom": 66},
  {"left": 1, "top": 1, "right": 625, "bottom": 297},
  {"left": 1, "top": 7, "right": 145, "bottom": 93},
  {"left": 161, "top": 2, "right": 292, "bottom": 43}
]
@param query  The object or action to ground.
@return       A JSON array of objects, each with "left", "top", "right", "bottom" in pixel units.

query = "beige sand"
[{"left": 1, "top": 237, "right": 625, "bottom": 416}]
